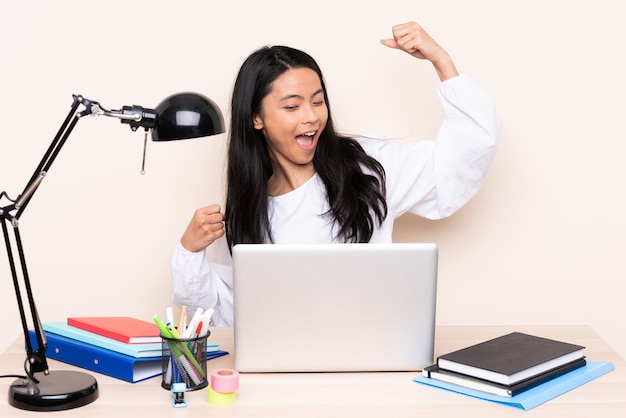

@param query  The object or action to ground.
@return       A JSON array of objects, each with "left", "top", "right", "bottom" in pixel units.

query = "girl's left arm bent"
[{"left": 381, "top": 21, "right": 459, "bottom": 81}]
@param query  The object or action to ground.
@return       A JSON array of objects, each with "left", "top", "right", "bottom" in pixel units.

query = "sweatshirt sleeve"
[
  {"left": 365, "top": 74, "right": 501, "bottom": 219},
  {"left": 170, "top": 237, "right": 233, "bottom": 326}
]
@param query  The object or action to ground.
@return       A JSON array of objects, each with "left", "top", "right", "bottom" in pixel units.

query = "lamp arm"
[
  {"left": 11, "top": 96, "right": 82, "bottom": 218},
  {"left": 79, "top": 96, "right": 157, "bottom": 132},
  {"left": 0, "top": 219, "right": 43, "bottom": 376},
  {"left": 0, "top": 219, "right": 49, "bottom": 380}
]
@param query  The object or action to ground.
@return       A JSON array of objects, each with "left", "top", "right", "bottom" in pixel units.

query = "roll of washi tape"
[
  {"left": 210, "top": 368, "right": 240, "bottom": 393},
  {"left": 207, "top": 384, "right": 236, "bottom": 405}
]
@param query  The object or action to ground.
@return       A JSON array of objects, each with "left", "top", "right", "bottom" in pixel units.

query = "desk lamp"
[{"left": 0, "top": 92, "right": 224, "bottom": 411}]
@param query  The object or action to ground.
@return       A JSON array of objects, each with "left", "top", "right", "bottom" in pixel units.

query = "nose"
[{"left": 302, "top": 104, "right": 319, "bottom": 124}]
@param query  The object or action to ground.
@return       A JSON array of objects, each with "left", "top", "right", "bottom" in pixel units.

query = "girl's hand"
[
  {"left": 180, "top": 204, "right": 225, "bottom": 252},
  {"left": 381, "top": 22, "right": 459, "bottom": 81}
]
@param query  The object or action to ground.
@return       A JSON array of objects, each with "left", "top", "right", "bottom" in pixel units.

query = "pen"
[
  {"left": 194, "top": 322, "right": 203, "bottom": 338},
  {"left": 164, "top": 354, "right": 173, "bottom": 385},
  {"left": 184, "top": 308, "right": 204, "bottom": 339},
  {"left": 201, "top": 308, "right": 214, "bottom": 335},
  {"left": 177, "top": 306, "right": 187, "bottom": 336},
  {"left": 154, "top": 315, "right": 174, "bottom": 339},
  {"left": 154, "top": 315, "right": 180, "bottom": 385},
  {"left": 194, "top": 321, "right": 204, "bottom": 363},
  {"left": 166, "top": 307, "right": 174, "bottom": 327}
]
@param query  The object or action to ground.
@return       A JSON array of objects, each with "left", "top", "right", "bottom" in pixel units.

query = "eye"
[{"left": 312, "top": 92, "right": 325, "bottom": 106}]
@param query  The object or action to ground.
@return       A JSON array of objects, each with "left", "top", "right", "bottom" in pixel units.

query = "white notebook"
[{"left": 232, "top": 243, "right": 438, "bottom": 372}]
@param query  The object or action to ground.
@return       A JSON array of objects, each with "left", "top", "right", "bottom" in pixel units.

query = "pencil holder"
[{"left": 161, "top": 331, "right": 210, "bottom": 391}]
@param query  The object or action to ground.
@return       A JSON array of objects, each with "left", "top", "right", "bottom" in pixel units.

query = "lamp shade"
[{"left": 152, "top": 92, "right": 225, "bottom": 141}]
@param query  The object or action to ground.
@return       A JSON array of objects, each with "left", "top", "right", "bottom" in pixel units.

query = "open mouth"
[{"left": 296, "top": 131, "right": 316, "bottom": 149}]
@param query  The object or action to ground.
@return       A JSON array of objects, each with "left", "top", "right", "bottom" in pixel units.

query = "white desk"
[{"left": 1, "top": 325, "right": 624, "bottom": 417}]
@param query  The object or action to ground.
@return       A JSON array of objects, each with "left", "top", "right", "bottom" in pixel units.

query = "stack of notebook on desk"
[
  {"left": 29, "top": 316, "right": 227, "bottom": 383},
  {"left": 415, "top": 332, "right": 615, "bottom": 410}
]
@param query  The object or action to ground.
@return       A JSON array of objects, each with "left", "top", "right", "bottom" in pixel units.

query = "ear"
[{"left": 252, "top": 113, "right": 264, "bottom": 130}]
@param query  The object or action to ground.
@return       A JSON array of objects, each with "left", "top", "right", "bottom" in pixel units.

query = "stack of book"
[
  {"left": 416, "top": 332, "right": 615, "bottom": 410},
  {"left": 29, "top": 316, "right": 227, "bottom": 383},
  {"left": 422, "top": 332, "right": 586, "bottom": 397}
]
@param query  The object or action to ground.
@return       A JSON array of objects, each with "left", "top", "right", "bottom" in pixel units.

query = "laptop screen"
[{"left": 232, "top": 243, "right": 438, "bottom": 372}]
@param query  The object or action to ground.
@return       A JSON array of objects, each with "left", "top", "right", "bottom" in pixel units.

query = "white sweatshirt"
[{"left": 170, "top": 74, "right": 501, "bottom": 326}]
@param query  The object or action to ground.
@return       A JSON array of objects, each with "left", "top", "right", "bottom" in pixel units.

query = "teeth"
[{"left": 302, "top": 132, "right": 315, "bottom": 137}]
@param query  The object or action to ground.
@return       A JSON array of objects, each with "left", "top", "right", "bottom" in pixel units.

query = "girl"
[{"left": 171, "top": 22, "right": 501, "bottom": 326}]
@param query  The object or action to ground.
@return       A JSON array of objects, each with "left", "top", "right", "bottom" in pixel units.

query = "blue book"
[
  {"left": 42, "top": 321, "right": 219, "bottom": 358},
  {"left": 28, "top": 330, "right": 229, "bottom": 383},
  {"left": 414, "top": 360, "right": 614, "bottom": 410}
]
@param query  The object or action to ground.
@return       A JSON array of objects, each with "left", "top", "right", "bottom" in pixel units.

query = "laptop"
[{"left": 232, "top": 243, "right": 438, "bottom": 372}]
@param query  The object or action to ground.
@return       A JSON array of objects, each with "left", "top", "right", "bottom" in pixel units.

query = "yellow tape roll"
[{"left": 207, "top": 384, "right": 236, "bottom": 405}]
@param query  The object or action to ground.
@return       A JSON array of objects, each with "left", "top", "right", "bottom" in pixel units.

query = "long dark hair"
[{"left": 225, "top": 45, "right": 387, "bottom": 250}]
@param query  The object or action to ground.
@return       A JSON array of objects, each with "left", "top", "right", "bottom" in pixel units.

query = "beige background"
[{"left": 1, "top": 1, "right": 625, "bottom": 360}]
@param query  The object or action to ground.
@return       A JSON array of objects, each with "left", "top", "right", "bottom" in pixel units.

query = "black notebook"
[
  {"left": 423, "top": 357, "right": 587, "bottom": 397},
  {"left": 436, "top": 332, "right": 585, "bottom": 385}
]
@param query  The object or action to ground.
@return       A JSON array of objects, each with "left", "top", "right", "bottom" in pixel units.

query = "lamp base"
[{"left": 9, "top": 370, "right": 99, "bottom": 411}]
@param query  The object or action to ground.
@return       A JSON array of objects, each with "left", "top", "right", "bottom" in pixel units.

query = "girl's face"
[{"left": 253, "top": 67, "right": 328, "bottom": 174}]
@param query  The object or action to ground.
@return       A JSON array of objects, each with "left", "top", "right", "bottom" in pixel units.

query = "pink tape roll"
[{"left": 210, "top": 368, "right": 240, "bottom": 393}]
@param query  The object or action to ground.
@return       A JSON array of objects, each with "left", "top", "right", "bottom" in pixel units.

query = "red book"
[{"left": 67, "top": 316, "right": 161, "bottom": 344}]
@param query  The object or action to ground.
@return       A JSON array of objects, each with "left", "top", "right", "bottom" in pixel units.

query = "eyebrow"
[{"left": 279, "top": 88, "right": 324, "bottom": 102}]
